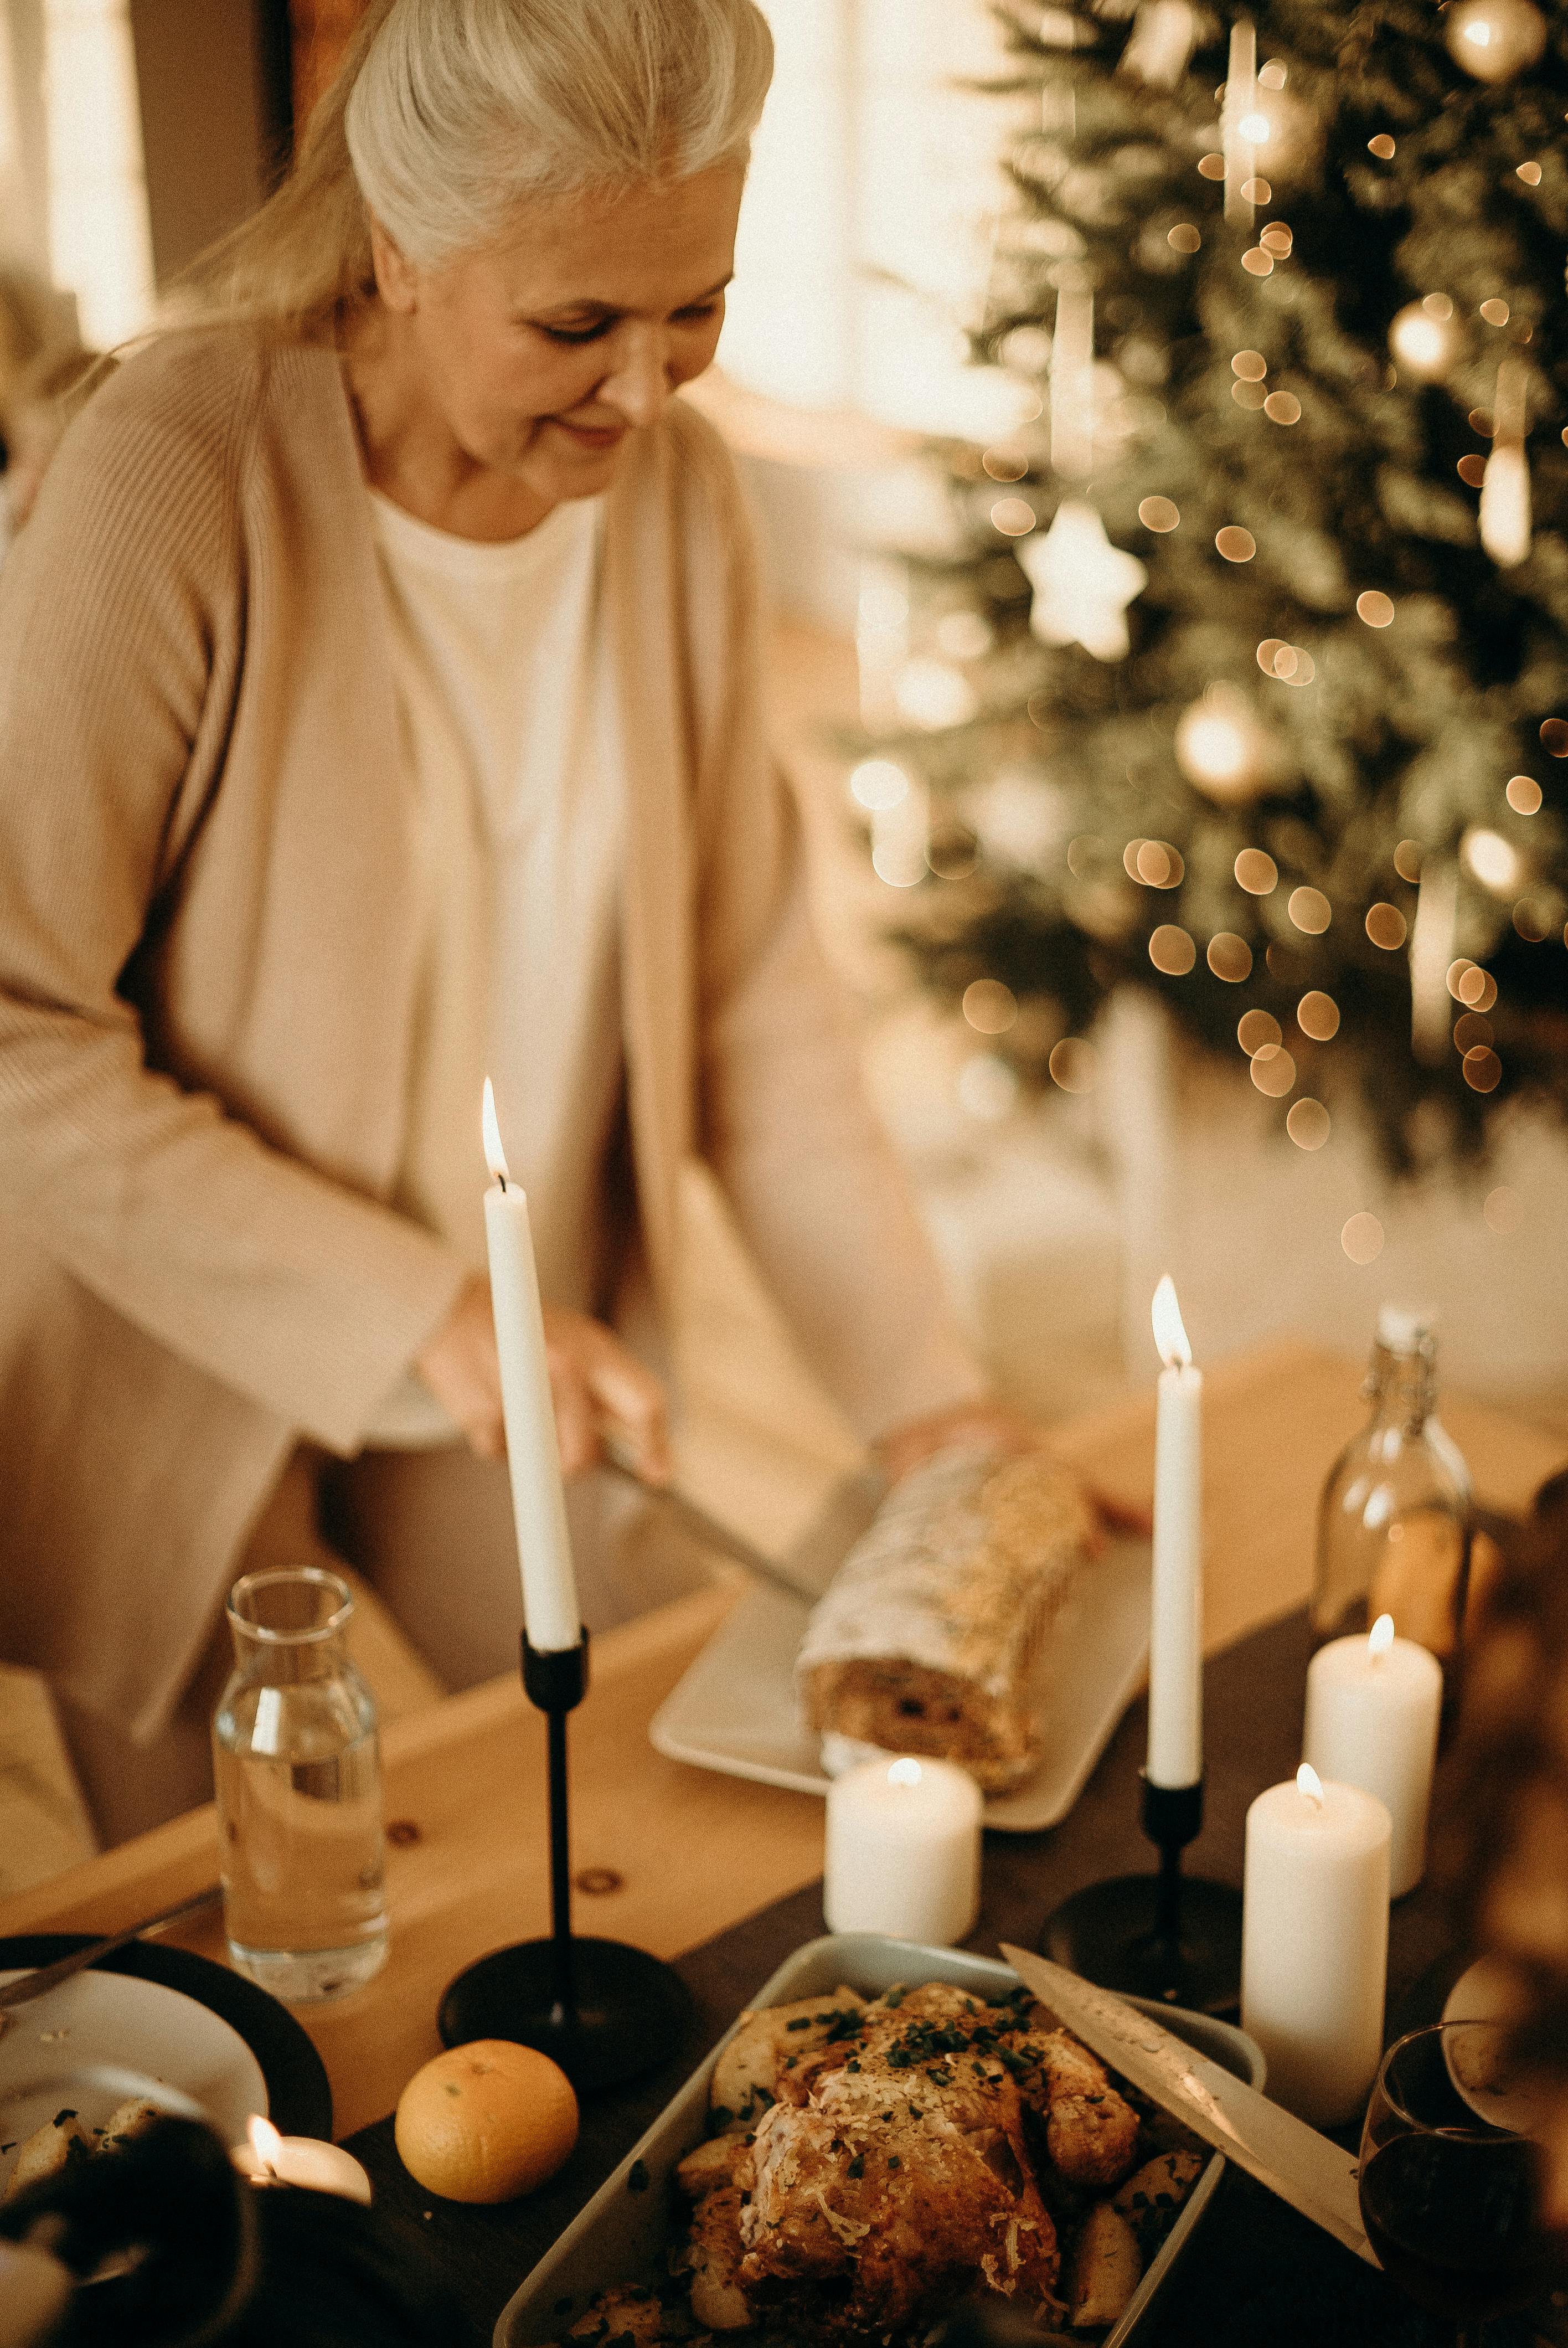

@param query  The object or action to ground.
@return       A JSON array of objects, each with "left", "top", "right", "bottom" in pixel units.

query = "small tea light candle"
[
  {"left": 233, "top": 2114, "right": 373, "bottom": 2204},
  {"left": 1303, "top": 1614, "right": 1442, "bottom": 1898},
  {"left": 824, "top": 1755, "right": 982, "bottom": 1945},
  {"left": 1241, "top": 1764, "right": 1391, "bottom": 2128}
]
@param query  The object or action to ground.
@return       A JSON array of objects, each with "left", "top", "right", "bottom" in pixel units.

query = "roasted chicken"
[
  {"left": 567, "top": 1978, "right": 1197, "bottom": 2348},
  {"left": 721, "top": 1982, "right": 1139, "bottom": 2337}
]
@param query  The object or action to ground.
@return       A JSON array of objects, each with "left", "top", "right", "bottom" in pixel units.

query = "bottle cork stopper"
[{"left": 1376, "top": 1304, "right": 1435, "bottom": 1353}]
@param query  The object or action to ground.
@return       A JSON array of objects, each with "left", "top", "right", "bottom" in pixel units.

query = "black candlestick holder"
[
  {"left": 438, "top": 1633, "right": 692, "bottom": 2094},
  {"left": 1037, "top": 1775, "right": 1242, "bottom": 2015}
]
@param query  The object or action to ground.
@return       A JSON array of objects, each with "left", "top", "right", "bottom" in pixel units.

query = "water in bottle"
[{"left": 213, "top": 1566, "right": 389, "bottom": 2001}]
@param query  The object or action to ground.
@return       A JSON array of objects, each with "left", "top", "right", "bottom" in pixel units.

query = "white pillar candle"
[
  {"left": 1241, "top": 1765, "right": 1391, "bottom": 2127},
  {"left": 1148, "top": 1275, "right": 1203, "bottom": 1789},
  {"left": 233, "top": 2115, "right": 372, "bottom": 2204},
  {"left": 1303, "top": 1615, "right": 1442, "bottom": 1899},
  {"left": 481, "top": 1079, "right": 581, "bottom": 1654},
  {"left": 823, "top": 1755, "right": 982, "bottom": 1947}
]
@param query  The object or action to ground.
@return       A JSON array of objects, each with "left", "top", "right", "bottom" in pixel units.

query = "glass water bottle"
[
  {"left": 213, "top": 1566, "right": 389, "bottom": 2001},
  {"left": 1312, "top": 1308, "right": 1473, "bottom": 1684}
]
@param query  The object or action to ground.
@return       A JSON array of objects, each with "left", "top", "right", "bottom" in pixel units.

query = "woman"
[{"left": 0, "top": 0, "right": 1020, "bottom": 1844}]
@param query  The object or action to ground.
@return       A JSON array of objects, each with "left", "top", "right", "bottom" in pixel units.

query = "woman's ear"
[{"left": 368, "top": 215, "right": 419, "bottom": 315}]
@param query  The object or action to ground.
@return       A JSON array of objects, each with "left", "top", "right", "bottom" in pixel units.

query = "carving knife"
[
  {"left": 600, "top": 1443, "right": 818, "bottom": 1608},
  {"left": 999, "top": 1943, "right": 1378, "bottom": 2266}
]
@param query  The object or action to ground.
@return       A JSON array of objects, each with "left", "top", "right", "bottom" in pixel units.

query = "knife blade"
[
  {"left": 999, "top": 1943, "right": 1377, "bottom": 2267},
  {"left": 0, "top": 1884, "right": 223, "bottom": 2011},
  {"left": 600, "top": 1445, "right": 818, "bottom": 1608}
]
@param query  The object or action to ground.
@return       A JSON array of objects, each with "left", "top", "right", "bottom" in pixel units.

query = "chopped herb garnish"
[
  {"left": 785, "top": 2016, "right": 813, "bottom": 2032},
  {"left": 627, "top": 2160, "right": 650, "bottom": 2193},
  {"left": 846, "top": 2154, "right": 865, "bottom": 2180}
]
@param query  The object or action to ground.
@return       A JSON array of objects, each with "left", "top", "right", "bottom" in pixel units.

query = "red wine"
[{"left": 1359, "top": 2135, "right": 1544, "bottom": 2323}]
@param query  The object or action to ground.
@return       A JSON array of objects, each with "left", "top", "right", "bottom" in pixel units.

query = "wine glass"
[{"left": 1358, "top": 2021, "right": 1546, "bottom": 2346}]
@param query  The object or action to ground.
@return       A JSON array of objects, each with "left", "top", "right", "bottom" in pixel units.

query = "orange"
[{"left": 394, "top": 2040, "right": 579, "bottom": 2204}]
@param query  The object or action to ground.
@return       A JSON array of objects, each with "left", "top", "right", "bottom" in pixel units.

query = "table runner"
[{"left": 349, "top": 1610, "right": 1483, "bottom": 2346}]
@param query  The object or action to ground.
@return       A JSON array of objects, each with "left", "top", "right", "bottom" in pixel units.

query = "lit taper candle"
[
  {"left": 1148, "top": 1275, "right": 1202, "bottom": 1788},
  {"left": 481, "top": 1078, "right": 581, "bottom": 1653}
]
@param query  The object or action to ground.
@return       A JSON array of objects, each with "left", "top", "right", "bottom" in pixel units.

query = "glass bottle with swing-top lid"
[{"left": 1312, "top": 1307, "right": 1473, "bottom": 1696}]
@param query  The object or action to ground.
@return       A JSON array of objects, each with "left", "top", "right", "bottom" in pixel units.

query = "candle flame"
[
  {"left": 888, "top": 1757, "right": 924, "bottom": 1788},
  {"left": 248, "top": 2115, "right": 283, "bottom": 2176},
  {"left": 1296, "top": 1762, "right": 1325, "bottom": 1807},
  {"left": 1151, "top": 1275, "right": 1192, "bottom": 1368},
  {"left": 1369, "top": 1613, "right": 1395, "bottom": 1660},
  {"left": 481, "top": 1077, "right": 509, "bottom": 1187}
]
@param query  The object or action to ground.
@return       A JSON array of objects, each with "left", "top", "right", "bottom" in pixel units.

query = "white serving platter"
[
  {"left": 494, "top": 1931, "right": 1264, "bottom": 2348},
  {"left": 0, "top": 1965, "right": 267, "bottom": 2196},
  {"left": 649, "top": 1531, "right": 1152, "bottom": 1832}
]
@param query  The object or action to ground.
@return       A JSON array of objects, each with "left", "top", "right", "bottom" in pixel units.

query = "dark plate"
[{"left": 0, "top": 1934, "right": 332, "bottom": 2139}]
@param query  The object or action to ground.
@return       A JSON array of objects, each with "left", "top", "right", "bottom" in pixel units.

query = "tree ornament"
[
  {"left": 1049, "top": 286, "right": 1096, "bottom": 480},
  {"left": 1221, "top": 17, "right": 1259, "bottom": 226},
  {"left": 1388, "top": 296, "right": 1460, "bottom": 382},
  {"left": 1017, "top": 500, "right": 1148, "bottom": 661},
  {"left": 1479, "top": 358, "right": 1531, "bottom": 566},
  {"left": 1119, "top": 0, "right": 1199, "bottom": 88},
  {"left": 1409, "top": 864, "right": 1458, "bottom": 1067},
  {"left": 1445, "top": 0, "right": 1547, "bottom": 82},
  {"left": 1174, "top": 683, "right": 1276, "bottom": 802}
]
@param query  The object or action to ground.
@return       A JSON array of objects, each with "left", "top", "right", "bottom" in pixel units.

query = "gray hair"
[{"left": 344, "top": 0, "right": 775, "bottom": 269}]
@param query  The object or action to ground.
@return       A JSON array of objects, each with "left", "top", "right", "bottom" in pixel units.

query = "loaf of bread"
[{"left": 796, "top": 1445, "right": 1096, "bottom": 1794}]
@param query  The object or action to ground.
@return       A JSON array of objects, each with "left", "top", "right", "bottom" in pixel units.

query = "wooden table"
[{"left": 2, "top": 1341, "right": 1561, "bottom": 2139}]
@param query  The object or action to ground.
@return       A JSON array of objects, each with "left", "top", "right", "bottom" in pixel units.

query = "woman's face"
[{"left": 371, "top": 162, "right": 744, "bottom": 507}]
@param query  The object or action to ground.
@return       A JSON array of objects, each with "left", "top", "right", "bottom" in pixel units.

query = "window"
[{"left": 721, "top": 0, "right": 1027, "bottom": 439}]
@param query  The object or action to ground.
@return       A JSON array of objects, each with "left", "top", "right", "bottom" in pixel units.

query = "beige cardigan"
[{"left": 0, "top": 328, "right": 982, "bottom": 1739}]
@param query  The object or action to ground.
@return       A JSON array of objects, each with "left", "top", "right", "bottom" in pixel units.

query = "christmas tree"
[{"left": 865, "top": 0, "right": 1568, "bottom": 1171}]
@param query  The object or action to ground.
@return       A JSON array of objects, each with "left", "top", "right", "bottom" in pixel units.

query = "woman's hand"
[
  {"left": 873, "top": 1397, "right": 1152, "bottom": 1542},
  {"left": 873, "top": 1398, "right": 1039, "bottom": 1488},
  {"left": 412, "top": 1274, "right": 669, "bottom": 1481}
]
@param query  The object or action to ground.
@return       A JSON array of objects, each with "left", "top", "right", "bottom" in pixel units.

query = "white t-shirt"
[{"left": 365, "top": 488, "right": 623, "bottom": 1445}]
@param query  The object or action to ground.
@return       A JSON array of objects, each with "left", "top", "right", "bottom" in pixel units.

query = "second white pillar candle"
[
  {"left": 1303, "top": 1617, "right": 1442, "bottom": 1898},
  {"left": 1241, "top": 1767, "right": 1391, "bottom": 2127}
]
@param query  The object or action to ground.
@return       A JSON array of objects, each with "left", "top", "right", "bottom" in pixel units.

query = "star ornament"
[{"left": 1017, "top": 498, "right": 1148, "bottom": 662}]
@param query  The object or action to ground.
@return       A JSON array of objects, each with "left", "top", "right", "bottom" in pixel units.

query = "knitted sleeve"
[{"left": 0, "top": 338, "right": 465, "bottom": 1451}]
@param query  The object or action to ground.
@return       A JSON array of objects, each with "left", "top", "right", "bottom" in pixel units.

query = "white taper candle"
[
  {"left": 1148, "top": 1275, "right": 1203, "bottom": 1788},
  {"left": 481, "top": 1078, "right": 581, "bottom": 1654}
]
